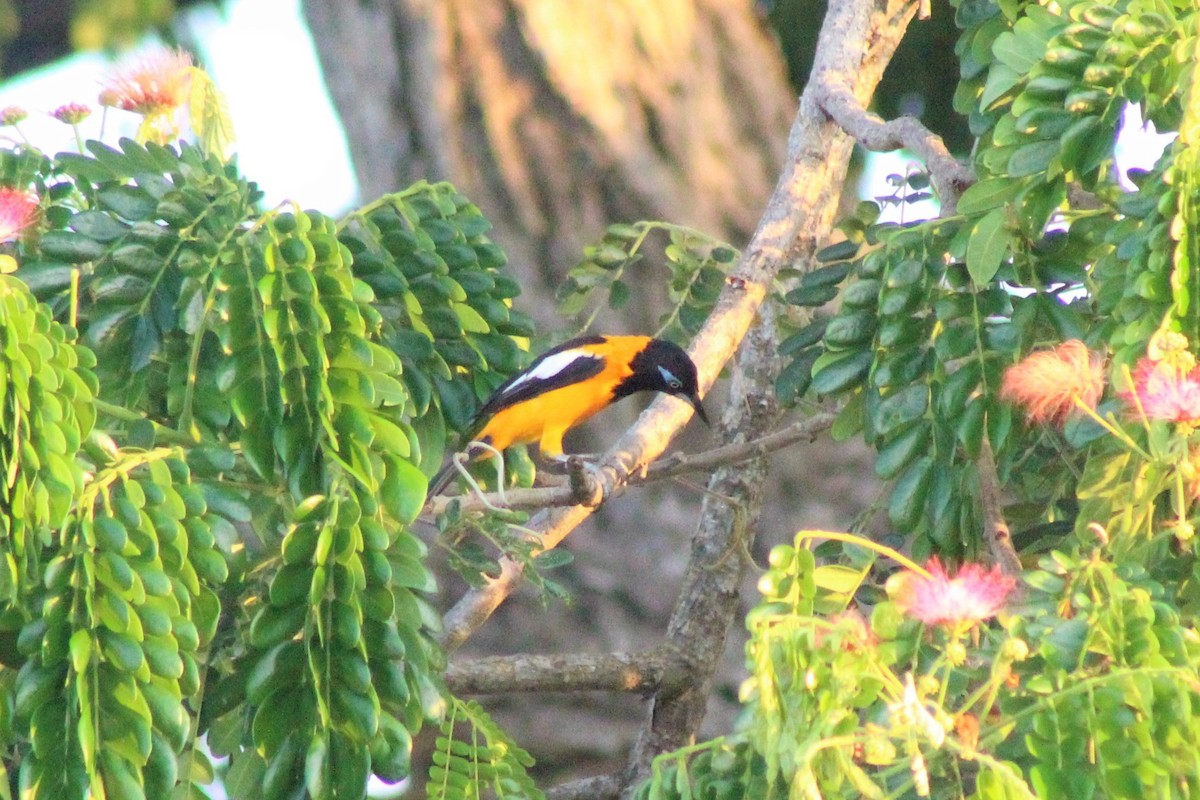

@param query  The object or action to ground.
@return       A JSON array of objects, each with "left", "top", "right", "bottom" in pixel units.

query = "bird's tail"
[{"left": 425, "top": 459, "right": 461, "bottom": 504}]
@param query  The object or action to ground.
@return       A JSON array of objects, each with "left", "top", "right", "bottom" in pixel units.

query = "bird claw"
[
  {"left": 540, "top": 453, "right": 597, "bottom": 474},
  {"left": 564, "top": 455, "right": 605, "bottom": 506}
]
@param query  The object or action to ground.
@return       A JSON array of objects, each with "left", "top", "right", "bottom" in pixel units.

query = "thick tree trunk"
[{"left": 302, "top": 0, "right": 795, "bottom": 322}]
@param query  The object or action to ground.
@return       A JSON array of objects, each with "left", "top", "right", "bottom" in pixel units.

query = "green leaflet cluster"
[
  {"left": 16, "top": 450, "right": 225, "bottom": 799},
  {"left": 634, "top": 538, "right": 919, "bottom": 800},
  {"left": 1091, "top": 158, "right": 1177, "bottom": 362},
  {"left": 340, "top": 184, "right": 535, "bottom": 459},
  {"left": 0, "top": 276, "right": 96, "bottom": 602},
  {"left": 4, "top": 132, "right": 536, "bottom": 796},
  {"left": 738, "top": 546, "right": 891, "bottom": 798},
  {"left": 640, "top": 535, "right": 1200, "bottom": 799},
  {"left": 203, "top": 206, "right": 449, "bottom": 797},
  {"left": 787, "top": 220, "right": 1029, "bottom": 559},
  {"left": 556, "top": 222, "right": 737, "bottom": 340},
  {"left": 631, "top": 740, "right": 781, "bottom": 800},
  {"left": 953, "top": 0, "right": 1191, "bottom": 287},
  {"left": 26, "top": 138, "right": 262, "bottom": 408},
  {"left": 427, "top": 697, "right": 542, "bottom": 800},
  {"left": 215, "top": 486, "right": 439, "bottom": 800},
  {"left": 778, "top": 0, "right": 1197, "bottom": 559},
  {"left": 1003, "top": 553, "right": 1200, "bottom": 798}
]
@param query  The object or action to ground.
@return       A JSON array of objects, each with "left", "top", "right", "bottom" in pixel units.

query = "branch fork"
[{"left": 812, "top": 80, "right": 975, "bottom": 213}]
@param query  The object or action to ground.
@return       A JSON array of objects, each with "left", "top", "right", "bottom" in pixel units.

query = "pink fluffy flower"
[
  {"left": 1120, "top": 334, "right": 1200, "bottom": 424},
  {"left": 892, "top": 558, "right": 1015, "bottom": 629},
  {"left": 0, "top": 187, "right": 38, "bottom": 242},
  {"left": 100, "top": 49, "right": 193, "bottom": 116},
  {"left": 1000, "top": 340, "right": 1105, "bottom": 427}
]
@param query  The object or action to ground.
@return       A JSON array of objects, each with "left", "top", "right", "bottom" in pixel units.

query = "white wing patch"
[{"left": 504, "top": 349, "right": 601, "bottom": 394}]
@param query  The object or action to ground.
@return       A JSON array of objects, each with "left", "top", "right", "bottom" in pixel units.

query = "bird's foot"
[{"left": 547, "top": 455, "right": 604, "bottom": 506}]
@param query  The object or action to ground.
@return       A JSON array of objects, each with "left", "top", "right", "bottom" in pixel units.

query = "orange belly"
[
  {"left": 476, "top": 378, "right": 617, "bottom": 455},
  {"left": 473, "top": 335, "right": 651, "bottom": 456}
]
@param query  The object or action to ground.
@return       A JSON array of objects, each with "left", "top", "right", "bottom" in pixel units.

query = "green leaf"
[
  {"left": 784, "top": 284, "right": 839, "bottom": 307},
  {"left": 532, "top": 549, "right": 574, "bottom": 570},
  {"left": 1059, "top": 115, "right": 1106, "bottom": 175},
  {"left": 811, "top": 351, "right": 873, "bottom": 396},
  {"left": 823, "top": 310, "right": 877, "bottom": 348},
  {"left": 99, "top": 629, "right": 144, "bottom": 673},
  {"left": 38, "top": 230, "right": 107, "bottom": 263},
  {"left": 992, "top": 31, "right": 1041, "bottom": 73},
  {"left": 966, "top": 208, "right": 1009, "bottom": 284},
  {"left": 111, "top": 243, "right": 163, "bottom": 277},
  {"left": 70, "top": 210, "right": 128, "bottom": 241},
  {"left": 873, "top": 385, "right": 929, "bottom": 438},
  {"left": 69, "top": 629, "right": 92, "bottom": 673},
  {"left": 368, "top": 414, "right": 411, "bottom": 457},
  {"left": 956, "top": 177, "right": 1021, "bottom": 215},
  {"left": 889, "top": 455, "right": 934, "bottom": 529},
  {"left": 98, "top": 186, "right": 158, "bottom": 221},
  {"left": 813, "top": 564, "right": 865, "bottom": 595},
  {"left": 1042, "top": 618, "right": 1089, "bottom": 669},
  {"left": 780, "top": 320, "right": 828, "bottom": 354},
  {"left": 452, "top": 303, "right": 489, "bottom": 334},
  {"left": 14, "top": 261, "right": 76, "bottom": 295},
  {"left": 980, "top": 64, "right": 1020, "bottom": 109},
  {"left": 875, "top": 421, "right": 929, "bottom": 480},
  {"left": 1007, "top": 140, "right": 1060, "bottom": 177},
  {"left": 382, "top": 456, "right": 428, "bottom": 523},
  {"left": 814, "top": 240, "right": 859, "bottom": 263},
  {"left": 776, "top": 348, "right": 820, "bottom": 405},
  {"left": 225, "top": 753, "right": 268, "bottom": 800}
]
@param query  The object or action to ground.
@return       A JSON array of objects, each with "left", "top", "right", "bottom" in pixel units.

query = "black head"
[{"left": 616, "top": 339, "right": 709, "bottom": 424}]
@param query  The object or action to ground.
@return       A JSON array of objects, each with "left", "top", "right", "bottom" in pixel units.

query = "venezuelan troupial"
[{"left": 426, "top": 335, "right": 707, "bottom": 499}]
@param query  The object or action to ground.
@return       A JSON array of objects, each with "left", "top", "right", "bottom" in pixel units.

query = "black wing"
[{"left": 472, "top": 335, "right": 607, "bottom": 423}]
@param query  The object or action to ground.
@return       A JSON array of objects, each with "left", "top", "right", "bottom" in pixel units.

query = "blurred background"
[{"left": 0, "top": 0, "right": 1075, "bottom": 789}]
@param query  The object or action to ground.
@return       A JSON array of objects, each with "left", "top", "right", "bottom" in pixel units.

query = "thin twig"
[
  {"left": 424, "top": 413, "right": 836, "bottom": 516},
  {"left": 443, "top": 649, "right": 691, "bottom": 696},
  {"left": 814, "top": 83, "right": 974, "bottom": 214},
  {"left": 644, "top": 412, "right": 835, "bottom": 482}
]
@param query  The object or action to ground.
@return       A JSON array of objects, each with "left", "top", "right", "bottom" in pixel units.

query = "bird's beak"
[{"left": 690, "top": 394, "right": 710, "bottom": 426}]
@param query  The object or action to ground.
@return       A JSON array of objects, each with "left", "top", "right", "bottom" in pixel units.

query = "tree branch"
[
  {"left": 813, "top": 82, "right": 974, "bottom": 214},
  {"left": 438, "top": 51, "right": 869, "bottom": 651},
  {"left": 977, "top": 438, "right": 1022, "bottom": 577},
  {"left": 545, "top": 773, "right": 624, "bottom": 800},
  {"left": 641, "top": 412, "right": 835, "bottom": 482},
  {"left": 437, "top": 0, "right": 926, "bottom": 790},
  {"left": 425, "top": 413, "right": 836, "bottom": 516},
  {"left": 622, "top": 0, "right": 922, "bottom": 791},
  {"left": 443, "top": 649, "right": 691, "bottom": 696}
]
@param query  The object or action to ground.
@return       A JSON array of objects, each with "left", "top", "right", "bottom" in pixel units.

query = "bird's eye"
[{"left": 658, "top": 366, "right": 683, "bottom": 390}]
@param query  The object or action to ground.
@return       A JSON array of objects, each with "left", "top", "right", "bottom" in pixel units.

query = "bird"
[{"left": 426, "top": 334, "right": 708, "bottom": 500}]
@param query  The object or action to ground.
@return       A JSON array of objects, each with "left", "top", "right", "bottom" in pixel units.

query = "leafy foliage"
[
  {"left": 0, "top": 275, "right": 95, "bottom": 603},
  {"left": 778, "top": 0, "right": 1200, "bottom": 561},
  {"left": 638, "top": 532, "right": 1200, "bottom": 799},
  {"left": 557, "top": 221, "right": 737, "bottom": 342},
  {"left": 641, "top": 0, "right": 1200, "bottom": 798},
  {"left": 427, "top": 697, "right": 543, "bottom": 800},
  {"left": 19, "top": 449, "right": 223, "bottom": 798},
  {"left": 0, "top": 66, "right": 537, "bottom": 795}
]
